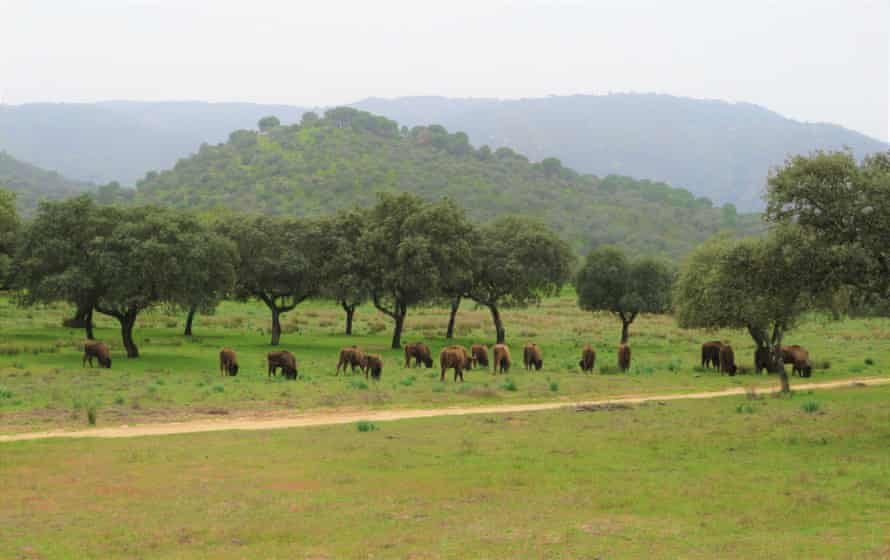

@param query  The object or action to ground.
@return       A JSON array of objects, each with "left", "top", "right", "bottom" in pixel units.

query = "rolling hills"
[
  {"left": 0, "top": 151, "right": 94, "bottom": 213},
  {"left": 134, "top": 107, "right": 762, "bottom": 257}
]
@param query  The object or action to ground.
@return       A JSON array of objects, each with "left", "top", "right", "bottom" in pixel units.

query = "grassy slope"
[
  {"left": 1, "top": 293, "right": 888, "bottom": 434},
  {"left": 2, "top": 384, "right": 889, "bottom": 558},
  {"left": 0, "top": 151, "right": 94, "bottom": 213}
]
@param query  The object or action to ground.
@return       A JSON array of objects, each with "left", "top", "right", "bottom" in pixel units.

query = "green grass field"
[
  {"left": 1, "top": 292, "right": 888, "bottom": 434},
  {"left": 1, "top": 384, "right": 888, "bottom": 558}
]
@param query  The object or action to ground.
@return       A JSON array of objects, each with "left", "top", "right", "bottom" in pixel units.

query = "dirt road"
[{"left": 3, "top": 377, "right": 888, "bottom": 443}]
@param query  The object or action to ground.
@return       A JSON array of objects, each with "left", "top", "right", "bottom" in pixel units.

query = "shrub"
[
  {"left": 865, "top": 358, "right": 875, "bottom": 366},
  {"left": 801, "top": 401, "right": 820, "bottom": 414},
  {"left": 501, "top": 379, "right": 517, "bottom": 392},
  {"left": 86, "top": 405, "right": 97, "bottom": 425},
  {"left": 356, "top": 421, "right": 377, "bottom": 432},
  {"left": 549, "top": 381, "right": 559, "bottom": 392},
  {"left": 736, "top": 404, "right": 755, "bottom": 414}
]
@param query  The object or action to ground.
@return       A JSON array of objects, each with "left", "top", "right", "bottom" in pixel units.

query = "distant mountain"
[
  {"left": 0, "top": 151, "right": 93, "bottom": 213},
  {"left": 353, "top": 94, "right": 889, "bottom": 210},
  {"left": 0, "top": 101, "right": 308, "bottom": 185},
  {"left": 135, "top": 107, "right": 762, "bottom": 258}
]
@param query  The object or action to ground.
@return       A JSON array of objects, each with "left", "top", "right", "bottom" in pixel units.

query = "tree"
[
  {"left": 258, "top": 116, "right": 281, "bottom": 132},
  {"left": 466, "top": 217, "right": 573, "bottom": 344},
  {"left": 576, "top": 246, "right": 673, "bottom": 344},
  {"left": 316, "top": 210, "right": 367, "bottom": 335},
  {"left": 361, "top": 193, "right": 475, "bottom": 349},
  {"left": 673, "top": 228, "right": 836, "bottom": 393},
  {"left": 0, "top": 189, "right": 19, "bottom": 288},
  {"left": 220, "top": 216, "right": 322, "bottom": 345}
]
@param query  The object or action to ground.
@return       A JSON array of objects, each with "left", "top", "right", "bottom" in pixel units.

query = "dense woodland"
[
  {"left": 130, "top": 107, "right": 761, "bottom": 257},
  {"left": 0, "top": 151, "right": 93, "bottom": 213}
]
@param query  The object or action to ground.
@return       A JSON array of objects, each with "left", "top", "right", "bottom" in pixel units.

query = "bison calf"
[
  {"left": 471, "top": 344, "right": 489, "bottom": 368},
  {"left": 617, "top": 344, "right": 631, "bottom": 372},
  {"left": 364, "top": 354, "right": 384, "bottom": 380},
  {"left": 440, "top": 346, "right": 471, "bottom": 382},
  {"left": 523, "top": 343, "right": 543, "bottom": 371},
  {"left": 83, "top": 341, "right": 112, "bottom": 368},
  {"left": 336, "top": 346, "right": 365, "bottom": 375},
  {"left": 719, "top": 345, "right": 737, "bottom": 375},
  {"left": 701, "top": 341, "right": 723, "bottom": 369},
  {"left": 404, "top": 342, "right": 433, "bottom": 368},
  {"left": 268, "top": 351, "right": 298, "bottom": 379},
  {"left": 219, "top": 348, "right": 239, "bottom": 376},
  {"left": 579, "top": 344, "right": 596, "bottom": 373},
  {"left": 492, "top": 344, "right": 511, "bottom": 374}
]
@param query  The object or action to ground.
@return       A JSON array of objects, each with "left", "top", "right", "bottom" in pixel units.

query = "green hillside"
[
  {"left": 135, "top": 108, "right": 763, "bottom": 256},
  {"left": 0, "top": 151, "right": 94, "bottom": 213}
]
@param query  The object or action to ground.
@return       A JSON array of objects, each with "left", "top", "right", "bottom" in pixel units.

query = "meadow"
[
  {"left": 2, "top": 383, "right": 889, "bottom": 558},
  {"left": 0, "top": 291, "right": 888, "bottom": 434}
]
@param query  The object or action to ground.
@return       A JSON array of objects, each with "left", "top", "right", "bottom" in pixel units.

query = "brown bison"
[
  {"left": 781, "top": 345, "right": 812, "bottom": 377},
  {"left": 471, "top": 344, "right": 489, "bottom": 368},
  {"left": 267, "top": 351, "right": 298, "bottom": 379},
  {"left": 492, "top": 344, "right": 511, "bottom": 374},
  {"left": 523, "top": 343, "right": 543, "bottom": 371},
  {"left": 617, "top": 344, "right": 631, "bottom": 371},
  {"left": 336, "top": 346, "right": 365, "bottom": 375},
  {"left": 579, "top": 344, "right": 596, "bottom": 372},
  {"left": 83, "top": 341, "right": 112, "bottom": 368},
  {"left": 701, "top": 341, "right": 724, "bottom": 369},
  {"left": 718, "top": 345, "right": 737, "bottom": 375},
  {"left": 364, "top": 354, "right": 384, "bottom": 380},
  {"left": 219, "top": 348, "right": 239, "bottom": 376},
  {"left": 440, "top": 345, "right": 472, "bottom": 382},
  {"left": 754, "top": 347, "right": 772, "bottom": 374},
  {"left": 404, "top": 342, "right": 433, "bottom": 368}
]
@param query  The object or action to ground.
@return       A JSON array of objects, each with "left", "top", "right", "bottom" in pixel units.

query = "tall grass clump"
[
  {"left": 801, "top": 401, "right": 821, "bottom": 414},
  {"left": 356, "top": 420, "right": 377, "bottom": 432}
]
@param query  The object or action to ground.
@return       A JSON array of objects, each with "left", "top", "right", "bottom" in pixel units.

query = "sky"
[{"left": 1, "top": 0, "right": 888, "bottom": 142}]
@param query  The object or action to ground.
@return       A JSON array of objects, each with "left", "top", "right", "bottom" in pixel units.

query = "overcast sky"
[{"left": 2, "top": 0, "right": 888, "bottom": 141}]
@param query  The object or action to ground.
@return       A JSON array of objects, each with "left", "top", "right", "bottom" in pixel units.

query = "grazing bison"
[
  {"left": 471, "top": 344, "right": 489, "bottom": 368},
  {"left": 579, "top": 344, "right": 596, "bottom": 372},
  {"left": 617, "top": 344, "right": 631, "bottom": 371},
  {"left": 336, "top": 346, "right": 365, "bottom": 375},
  {"left": 718, "top": 345, "right": 737, "bottom": 375},
  {"left": 219, "top": 348, "right": 239, "bottom": 376},
  {"left": 523, "top": 343, "right": 543, "bottom": 371},
  {"left": 781, "top": 345, "right": 812, "bottom": 378},
  {"left": 701, "top": 341, "right": 724, "bottom": 369},
  {"left": 83, "top": 341, "right": 111, "bottom": 368},
  {"left": 492, "top": 344, "right": 511, "bottom": 374},
  {"left": 404, "top": 342, "right": 433, "bottom": 368},
  {"left": 364, "top": 354, "right": 384, "bottom": 380},
  {"left": 267, "top": 351, "right": 298, "bottom": 379},
  {"left": 754, "top": 347, "right": 772, "bottom": 374},
  {"left": 440, "top": 345, "right": 472, "bottom": 382}
]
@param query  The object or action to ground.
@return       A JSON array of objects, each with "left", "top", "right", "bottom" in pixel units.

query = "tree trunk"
[
  {"left": 391, "top": 307, "right": 405, "bottom": 349},
  {"left": 771, "top": 325, "right": 790, "bottom": 394},
  {"left": 445, "top": 297, "right": 460, "bottom": 339},
  {"left": 84, "top": 307, "right": 95, "bottom": 340},
  {"left": 67, "top": 304, "right": 95, "bottom": 339},
  {"left": 342, "top": 302, "right": 355, "bottom": 336},
  {"left": 120, "top": 312, "right": 139, "bottom": 358},
  {"left": 184, "top": 305, "right": 197, "bottom": 336},
  {"left": 488, "top": 304, "right": 505, "bottom": 344},
  {"left": 620, "top": 320, "right": 630, "bottom": 344},
  {"left": 270, "top": 307, "right": 282, "bottom": 346}
]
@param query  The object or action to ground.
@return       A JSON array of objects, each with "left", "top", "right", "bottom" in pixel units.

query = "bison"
[
  {"left": 718, "top": 344, "right": 737, "bottom": 375},
  {"left": 404, "top": 342, "right": 433, "bottom": 368},
  {"left": 579, "top": 344, "right": 596, "bottom": 373},
  {"left": 267, "top": 351, "right": 298, "bottom": 379},
  {"left": 701, "top": 341, "right": 724, "bottom": 369},
  {"left": 83, "top": 341, "right": 112, "bottom": 368},
  {"left": 754, "top": 347, "right": 772, "bottom": 374},
  {"left": 219, "top": 348, "right": 239, "bottom": 376},
  {"left": 471, "top": 344, "right": 489, "bottom": 368},
  {"left": 617, "top": 344, "right": 631, "bottom": 372},
  {"left": 364, "top": 354, "right": 384, "bottom": 380},
  {"left": 523, "top": 343, "right": 543, "bottom": 371},
  {"left": 492, "top": 344, "right": 511, "bottom": 374},
  {"left": 440, "top": 345, "right": 472, "bottom": 382},
  {"left": 781, "top": 345, "right": 812, "bottom": 378},
  {"left": 336, "top": 346, "right": 365, "bottom": 375}
]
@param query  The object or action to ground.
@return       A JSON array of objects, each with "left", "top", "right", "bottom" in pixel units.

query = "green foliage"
[
  {"left": 356, "top": 420, "right": 377, "bottom": 432},
  {"left": 0, "top": 151, "right": 94, "bottom": 213},
  {"left": 0, "top": 189, "right": 18, "bottom": 286},
  {"left": 801, "top": 401, "right": 821, "bottom": 414},
  {"left": 133, "top": 108, "right": 761, "bottom": 258},
  {"left": 501, "top": 379, "right": 517, "bottom": 392},
  {"left": 257, "top": 116, "right": 281, "bottom": 132}
]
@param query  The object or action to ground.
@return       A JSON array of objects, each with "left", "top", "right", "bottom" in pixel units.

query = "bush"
[
  {"left": 736, "top": 404, "right": 755, "bottom": 414},
  {"left": 356, "top": 421, "right": 377, "bottom": 432},
  {"left": 501, "top": 379, "right": 517, "bottom": 392},
  {"left": 86, "top": 405, "right": 97, "bottom": 425},
  {"left": 549, "top": 381, "right": 559, "bottom": 392},
  {"left": 865, "top": 358, "right": 875, "bottom": 366},
  {"left": 801, "top": 401, "right": 820, "bottom": 414}
]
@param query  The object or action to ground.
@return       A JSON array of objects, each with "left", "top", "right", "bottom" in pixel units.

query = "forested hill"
[
  {"left": 353, "top": 94, "right": 889, "bottom": 211},
  {"left": 0, "top": 151, "right": 94, "bottom": 213},
  {"left": 135, "top": 108, "right": 762, "bottom": 257}
]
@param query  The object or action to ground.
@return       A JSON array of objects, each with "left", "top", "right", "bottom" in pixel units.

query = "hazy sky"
[{"left": 2, "top": 0, "right": 888, "bottom": 141}]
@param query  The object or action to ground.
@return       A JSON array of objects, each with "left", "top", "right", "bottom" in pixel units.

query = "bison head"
[
  {"left": 100, "top": 356, "right": 112, "bottom": 368},
  {"left": 423, "top": 356, "right": 434, "bottom": 368},
  {"left": 228, "top": 363, "right": 239, "bottom": 376}
]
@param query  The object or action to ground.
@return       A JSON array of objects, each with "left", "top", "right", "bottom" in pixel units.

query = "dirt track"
[{"left": 3, "top": 377, "right": 888, "bottom": 443}]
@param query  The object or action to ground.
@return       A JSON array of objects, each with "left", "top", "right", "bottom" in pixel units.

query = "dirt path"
[{"left": 3, "top": 377, "right": 888, "bottom": 443}]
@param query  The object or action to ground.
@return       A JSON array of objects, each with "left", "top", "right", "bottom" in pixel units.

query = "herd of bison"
[{"left": 82, "top": 338, "right": 814, "bottom": 381}]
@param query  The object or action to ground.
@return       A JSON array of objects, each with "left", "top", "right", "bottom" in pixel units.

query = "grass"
[
  {"left": 1, "top": 291, "right": 889, "bottom": 434},
  {"left": 2, "top": 384, "right": 889, "bottom": 558}
]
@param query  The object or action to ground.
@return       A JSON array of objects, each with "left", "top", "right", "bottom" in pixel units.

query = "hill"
[
  {"left": 0, "top": 101, "right": 308, "bottom": 185},
  {"left": 353, "top": 94, "right": 889, "bottom": 210},
  {"left": 134, "top": 107, "right": 762, "bottom": 257},
  {"left": 0, "top": 151, "right": 94, "bottom": 213}
]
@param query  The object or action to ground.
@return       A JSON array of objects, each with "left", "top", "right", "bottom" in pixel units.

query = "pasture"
[
  {"left": 2, "top": 383, "right": 889, "bottom": 558},
  {"left": 1, "top": 291, "right": 889, "bottom": 435}
]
